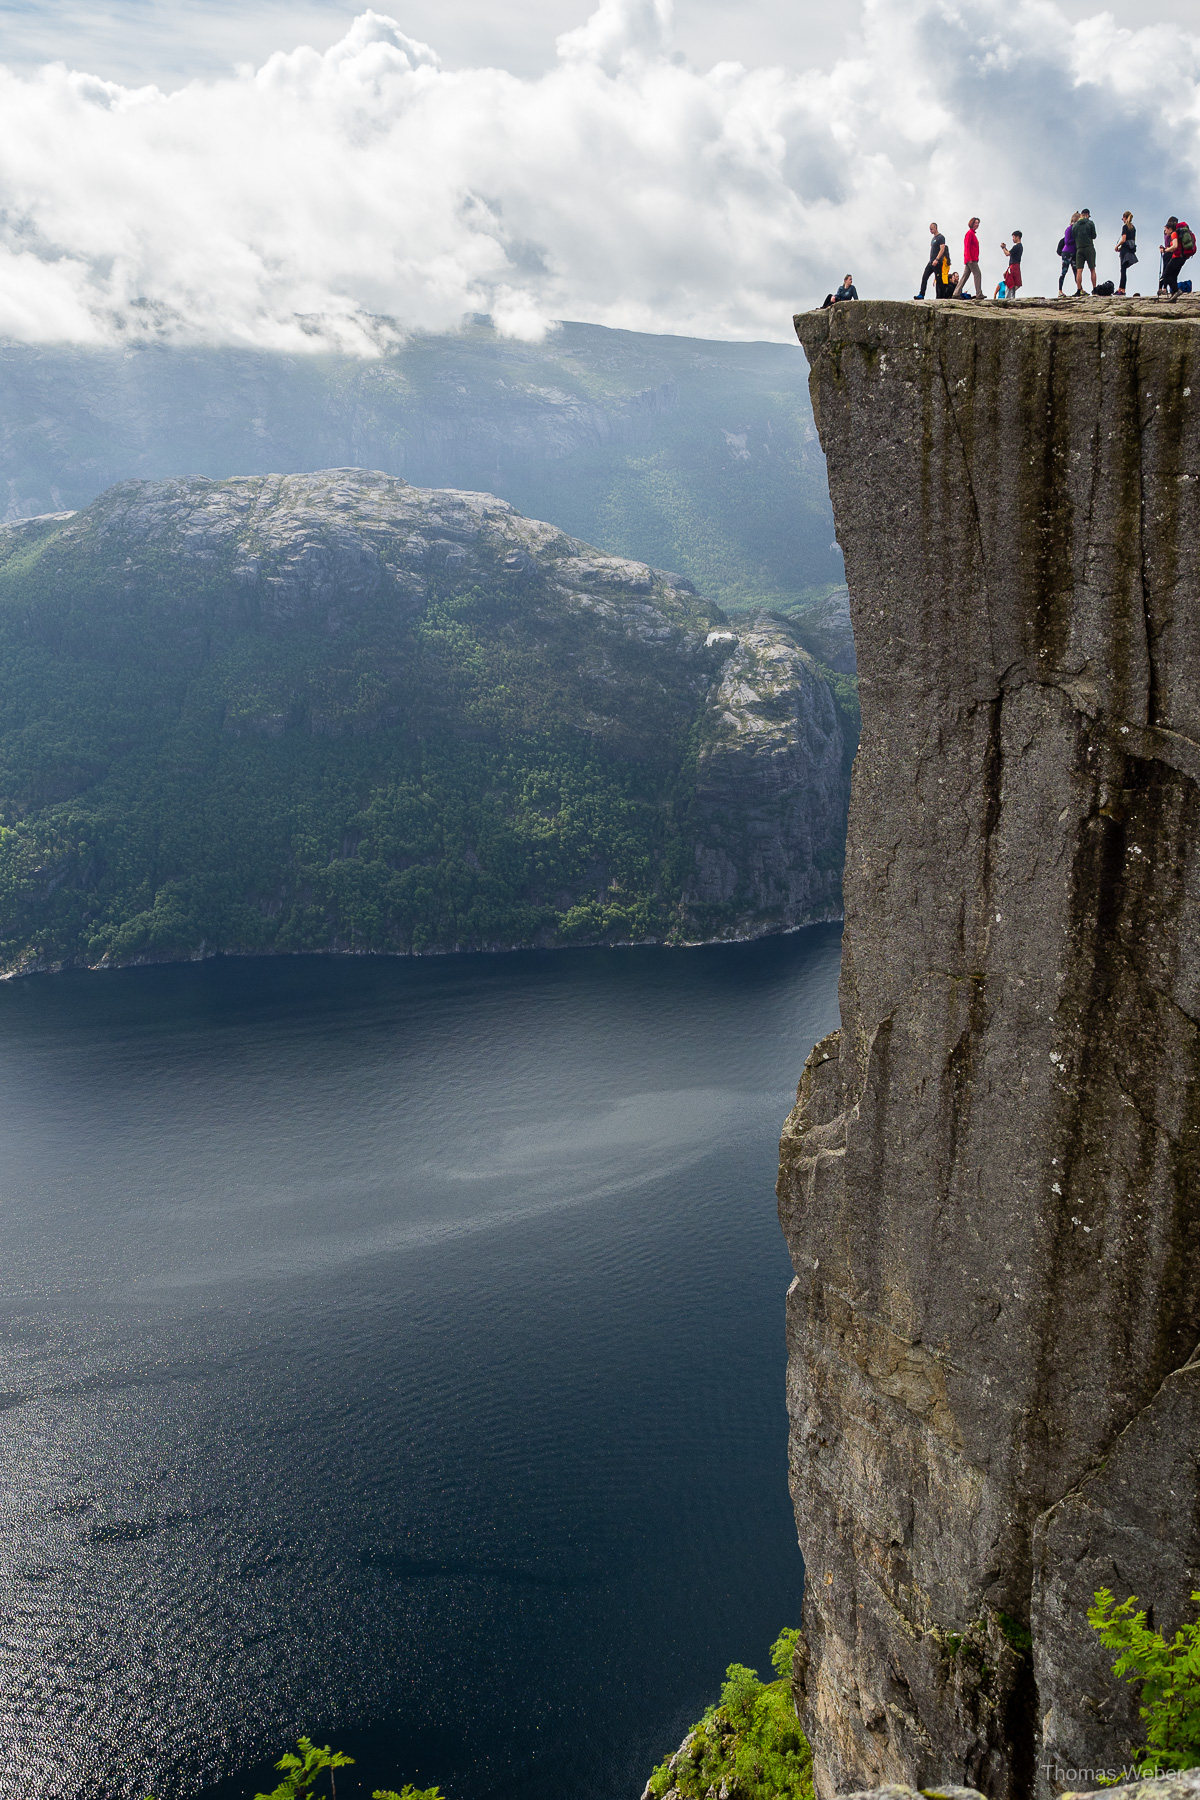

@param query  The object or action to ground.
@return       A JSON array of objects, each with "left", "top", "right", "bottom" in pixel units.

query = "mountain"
[
  {"left": 0, "top": 320, "right": 845, "bottom": 631},
  {"left": 0, "top": 469, "right": 854, "bottom": 976}
]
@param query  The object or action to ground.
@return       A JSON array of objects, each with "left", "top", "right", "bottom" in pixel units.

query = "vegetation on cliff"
[
  {"left": 147, "top": 1735, "right": 442, "bottom": 1800},
  {"left": 253, "top": 1737, "right": 440, "bottom": 1800},
  {"left": 0, "top": 470, "right": 852, "bottom": 974},
  {"left": 1090, "top": 1590, "right": 1200, "bottom": 1775},
  {"left": 643, "top": 1629, "right": 812, "bottom": 1800}
]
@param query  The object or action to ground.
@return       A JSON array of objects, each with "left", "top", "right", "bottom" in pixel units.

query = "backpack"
[
  {"left": 1056, "top": 236, "right": 1066, "bottom": 256},
  {"left": 1179, "top": 222, "right": 1196, "bottom": 258},
  {"left": 1095, "top": 280, "right": 1115, "bottom": 296}
]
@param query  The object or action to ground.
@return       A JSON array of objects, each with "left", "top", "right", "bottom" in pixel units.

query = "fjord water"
[{"left": 0, "top": 931, "right": 841, "bottom": 1800}]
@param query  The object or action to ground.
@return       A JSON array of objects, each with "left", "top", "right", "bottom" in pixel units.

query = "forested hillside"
[
  {"left": 0, "top": 470, "right": 853, "bottom": 975},
  {"left": 0, "top": 321, "right": 843, "bottom": 623}
]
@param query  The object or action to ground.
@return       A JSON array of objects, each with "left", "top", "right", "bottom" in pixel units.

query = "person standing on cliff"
[
  {"left": 1000, "top": 232, "right": 1023, "bottom": 296},
  {"left": 915, "top": 222, "right": 947, "bottom": 299},
  {"left": 1159, "top": 218, "right": 1181, "bottom": 294},
  {"left": 952, "top": 218, "right": 982, "bottom": 297},
  {"left": 1116, "top": 212, "right": 1137, "bottom": 294},
  {"left": 1073, "top": 208, "right": 1099, "bottom": 293},
  {"left": 1057, "top": 212, "right": 1079, "bottom": 294},
  {"left": 1158, "top": 217, "right": 1195, "bottom": 295}
]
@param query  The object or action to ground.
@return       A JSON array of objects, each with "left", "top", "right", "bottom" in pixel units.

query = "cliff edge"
[{"left": 779, "top": 298, "right": 1200, "bottom": 1798}]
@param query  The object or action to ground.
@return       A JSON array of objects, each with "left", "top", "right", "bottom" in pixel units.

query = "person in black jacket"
[
  {"left": 916, "top": 222, "right": 947, "bottom": 299},
  {"left": 1116, "top": 213, "right": 1137, "bottom": 294},
  {"left": 1073, "top": 208, "right": 1098, "bottom": 294}
]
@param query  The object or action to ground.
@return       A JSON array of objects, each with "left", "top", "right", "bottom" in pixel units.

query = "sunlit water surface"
[{"left": 0, "top": 930, "right": 841, "bottom": 1800}]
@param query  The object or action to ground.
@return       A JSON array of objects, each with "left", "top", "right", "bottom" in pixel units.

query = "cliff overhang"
[{"left": 780, "top": 299, "right": 1200, "bottom": 1799}]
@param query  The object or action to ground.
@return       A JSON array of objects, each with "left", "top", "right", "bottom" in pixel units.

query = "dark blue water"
[{"left": 0, "top": 930, "right": 841, "bottom": 1800}]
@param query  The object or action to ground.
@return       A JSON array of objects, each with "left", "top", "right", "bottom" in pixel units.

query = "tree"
[{"left": 1089, "top": 1588, "right": 1200, "bottom": 1774}]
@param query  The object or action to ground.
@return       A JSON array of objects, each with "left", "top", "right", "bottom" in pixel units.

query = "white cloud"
[{"left": 0, "top": 0, "right": 1198, "bottom": 350}]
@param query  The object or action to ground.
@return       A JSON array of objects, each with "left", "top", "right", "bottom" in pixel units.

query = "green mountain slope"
[
  {"left": 0, "top": 470, "right": 852, "bottom": 975},
  {"left": 0, "top": 321, "right": 843, "bottom": 622}
]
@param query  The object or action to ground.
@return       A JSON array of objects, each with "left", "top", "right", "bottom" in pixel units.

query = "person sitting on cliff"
[
  {"left": 952, "top": 218, "right": 982, "bottom": 297},
  {"left": 915, "top": 223, "right": 947, "bottom": 300},
  {"left": 819, "top": 274, "right": 858, "bottom": 308},
  {"left": 1073, "top": 207, "right": 1098, "bottom": 294},
  {"left": 1057, "top": 212, "right": 1080, "bottom": 295},
  {"left": 996, "top": 231, "right": 1023, "bottom": 298}
]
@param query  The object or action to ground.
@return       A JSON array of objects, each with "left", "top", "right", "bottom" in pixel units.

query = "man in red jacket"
[{"left": 953, "top": 217, "right": 982, "bottom": 297}]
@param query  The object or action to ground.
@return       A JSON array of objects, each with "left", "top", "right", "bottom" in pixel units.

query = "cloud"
[{"left": 0, "top": 0, "right": 1198, "bottom": 350}]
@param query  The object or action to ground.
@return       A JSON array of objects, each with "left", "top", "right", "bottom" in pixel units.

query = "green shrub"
[
  {"left": 643, "top": 1628, "right": 812, "bottom": 1800},
  {"left": 253, "top": 1739, "right": 355, "bottom": 1799},
  {"left": 1089, "top": 1588, "right": 1200, "bottom": 1774},
  {"left": 240, "top": 1736, "right": 441, "bottom": 1800}
]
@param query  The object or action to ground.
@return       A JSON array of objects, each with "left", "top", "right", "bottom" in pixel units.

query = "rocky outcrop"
[
  {"left": 0, "top": 470, "right": 849, "bottom": 972},
  {"left": 683, "top": 619, "right": 849, "bottom": 938},
  {"left": 838, "top": 1778, "right": 1200, "bottom": 1800},
  {"left": 779, "top": 298, "right": 1200, "bottom": 1798},
  {"left": 784, "top": 584, "right": 856, "bottom": 675}
]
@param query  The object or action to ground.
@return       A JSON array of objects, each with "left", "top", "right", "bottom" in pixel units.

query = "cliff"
[
  {"left": 0, "top": 469, "right": 851, "bottom": 973},
  {"left": 779, "top": 298, "right": 1200, "bottom": 1797}
]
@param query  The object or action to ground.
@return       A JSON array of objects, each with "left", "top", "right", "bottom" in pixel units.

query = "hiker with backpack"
[
  {"left": 1000, "top": 232, "right": 1023, "bottom": 297},
  {"left": 1073, "top": 208, "right": 1098, "bottom": 294},
  {"left": 1159, "top": 217, "right": 1195, "bottom": 296},
  {"left": 1116, "top": 213, "right": 1137, "bottom": 295},
  {"left": 1057, "top": 214, "right": 1080, "bottom": 295},
  {"left": 952, "top": 218, "right": 982, "bottom": 298}
]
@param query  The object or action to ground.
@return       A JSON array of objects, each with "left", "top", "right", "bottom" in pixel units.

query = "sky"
[{"left": 0, "top": 0, "right": 1198, "bottom": 349}]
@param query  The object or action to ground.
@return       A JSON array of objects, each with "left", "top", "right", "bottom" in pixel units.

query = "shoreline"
[{"left": 0, "top": 908, "right": 846, "bottom": 982}]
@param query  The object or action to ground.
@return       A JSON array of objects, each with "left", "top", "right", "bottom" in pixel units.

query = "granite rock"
[
  {"left": 780, "top": 299, "right": 1200, "bottom": 1798},
  {"left": 837, "top": 1779, "right": 1200, "bottom": 1800}
]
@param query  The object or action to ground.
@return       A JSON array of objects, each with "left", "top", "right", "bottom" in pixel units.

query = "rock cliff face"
[
  {"left": 684, "top": 620, "right": 852, "bottom": 941},
  {"left": 779, "top": 299, "right": 1200, "bottom": 1798},
  {"left": 838, "top": 1777, "right": 1200, "bottom": 1800},
  {"left": 0, "top": 470, "right": 849, "bottom": 972}
]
